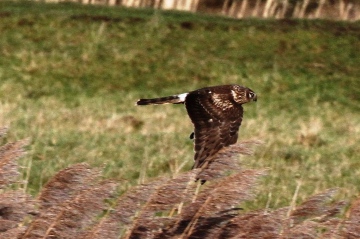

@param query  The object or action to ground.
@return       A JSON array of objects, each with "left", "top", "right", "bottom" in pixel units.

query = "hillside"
[{"left": 0, "top": 1, "right": 359, "bottom": 210}]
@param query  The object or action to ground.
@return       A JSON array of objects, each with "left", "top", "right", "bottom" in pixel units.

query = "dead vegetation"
[
  {"left": 29, "top": 0, "right": 360, "bottom": 21},
  {"left": 1, "top": 127, "right": 360, "bottom": 238}
]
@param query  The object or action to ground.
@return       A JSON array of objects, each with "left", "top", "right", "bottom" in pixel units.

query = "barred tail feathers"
[{"left": 136, "top": 93, "right": 188, "bottom": 105}]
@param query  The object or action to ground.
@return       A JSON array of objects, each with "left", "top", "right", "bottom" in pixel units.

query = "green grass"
[{"left": 0, "top": 1, "right": 359, "bottom": 209}]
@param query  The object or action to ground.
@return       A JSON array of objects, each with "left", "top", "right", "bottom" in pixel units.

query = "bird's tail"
[{"left": 136, "top": 93, "right": 188, "bottom": 105}]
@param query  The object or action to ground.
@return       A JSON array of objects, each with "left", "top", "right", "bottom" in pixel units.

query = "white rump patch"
[{"left": 177, "top": 93, "right": 188, "bottom": 101}]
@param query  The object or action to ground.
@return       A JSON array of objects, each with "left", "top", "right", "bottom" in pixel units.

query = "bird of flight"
[{"left": 137, "top": 84, "right": 257, "bottom": 173}]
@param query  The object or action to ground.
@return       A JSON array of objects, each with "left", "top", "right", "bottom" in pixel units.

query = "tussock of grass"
[{"left": 2, "top": 133, "right": 360, "bottom": 238}]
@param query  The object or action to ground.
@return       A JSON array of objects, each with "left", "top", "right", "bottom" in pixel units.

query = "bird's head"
[{"left": 231, "top": 85, "right": 257, "bottom": 104}]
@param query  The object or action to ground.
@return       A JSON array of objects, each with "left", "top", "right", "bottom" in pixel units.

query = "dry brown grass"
[
  {"left": 28, "top": 0, "right": 360, "bottom": 21},
  {"left": 1, "top": 127, "right": 360, "bottom": 238}
]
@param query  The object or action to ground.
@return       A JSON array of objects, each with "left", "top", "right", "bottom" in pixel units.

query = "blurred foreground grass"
[{"left": 0, "top": 1, "right": 359, "bottom": 209}]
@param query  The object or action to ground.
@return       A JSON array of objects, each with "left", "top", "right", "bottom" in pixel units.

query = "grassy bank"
[{"left": 0, "top": 1, "right": 359, "bottom": 209}]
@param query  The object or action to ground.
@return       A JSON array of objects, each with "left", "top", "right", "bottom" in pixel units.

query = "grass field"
[{"left": 0, "top": 1, "right": 359, "bottom": 210}]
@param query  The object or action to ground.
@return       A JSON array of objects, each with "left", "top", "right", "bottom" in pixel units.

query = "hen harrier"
[{"left": 137, "top": 84, "right": 257, "bottom": 172}]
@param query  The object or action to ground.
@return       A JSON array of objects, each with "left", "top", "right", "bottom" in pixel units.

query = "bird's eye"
[{"left": 248, "top": 92, "right": 254, "bottom": 98}]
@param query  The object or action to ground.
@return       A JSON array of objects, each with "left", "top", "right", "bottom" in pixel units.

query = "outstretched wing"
[{"left": 184, "top": 86, "right": 243, "bottom": 169}]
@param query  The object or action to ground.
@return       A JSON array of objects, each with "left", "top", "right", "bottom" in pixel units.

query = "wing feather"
[{"left": 185, "top": 86, "right": 243, "bottom": 169}]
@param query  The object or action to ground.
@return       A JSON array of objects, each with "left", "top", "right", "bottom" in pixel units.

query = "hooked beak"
[{"left": 253, "top": 94, "right": 257, "bottom": 102}]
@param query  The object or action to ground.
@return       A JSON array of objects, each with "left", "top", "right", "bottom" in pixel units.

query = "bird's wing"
[
  {"left": 185, "top": 88, "right": 243, "bottom": 169},
  {"left": 192, "top": 119, "right": 242, "bottom": 169}
]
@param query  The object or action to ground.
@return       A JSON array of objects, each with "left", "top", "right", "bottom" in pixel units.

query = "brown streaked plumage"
[{"left": 137, "top": 84, "right": 257, "bottom": 177}]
